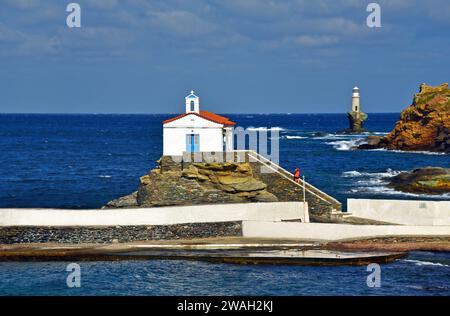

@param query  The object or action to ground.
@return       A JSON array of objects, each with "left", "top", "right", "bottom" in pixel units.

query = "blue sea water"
[
  {"left": 0, "top": 113, "right": 449, "bottom": 295},
  {"left": 0, "top": 252, "right": 449, "bottom": 296}
]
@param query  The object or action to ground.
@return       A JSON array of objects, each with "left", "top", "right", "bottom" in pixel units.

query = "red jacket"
[{"left": 294, "top": 169, "right": 300, "bottom": 178}]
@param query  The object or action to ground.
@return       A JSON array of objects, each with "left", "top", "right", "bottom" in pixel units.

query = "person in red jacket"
[{"left": 294, "top": 167, "right": 300, "bottom": 183}]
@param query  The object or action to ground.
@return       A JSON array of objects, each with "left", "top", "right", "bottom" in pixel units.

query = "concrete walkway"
[{"left": 242, "top": 221, "right": 450, "bottom": 241}]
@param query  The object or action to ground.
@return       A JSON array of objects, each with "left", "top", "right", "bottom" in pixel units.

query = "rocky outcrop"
[
  {"left": 105, "top": 154, "right": 341, "bottom": 220},
  {"left": 344, "top": 111, "right": 368, "bottom": 134},
  {"left": 104, "top": 191, "right": 138, "bottom": 208},
  {"left": 358, "top": 83, "right": 450, "bottom": 153},
  {"left": 386, "top": 167, "right": 450, "bottom": 195},
  {"left": 105, "top": 159, "right": 278, "bottom": 208}
]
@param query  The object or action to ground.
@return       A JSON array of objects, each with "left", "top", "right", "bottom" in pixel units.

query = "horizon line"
[{"left": 0, "top": 112, "right": 401, "bottom": 115}]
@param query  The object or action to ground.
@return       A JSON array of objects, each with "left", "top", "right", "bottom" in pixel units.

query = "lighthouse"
[
  {"left": 352, "top": 86, "right": 360, "bottom": 114},
  {"left": 346, "top": 86, "right": 368, "bottom": 133}
]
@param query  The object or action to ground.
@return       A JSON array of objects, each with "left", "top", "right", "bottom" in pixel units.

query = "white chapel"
[{"left": 162, "top": 91, "right": 236, "bottom": 156}]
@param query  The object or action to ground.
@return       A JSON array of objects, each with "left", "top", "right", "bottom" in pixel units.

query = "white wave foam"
[
  {"left": 372, "top": 132, "right": 389, "bottom": 135},
  {"left": 401, "top": 259, "right": 450, "bottom": 268},
  {"left": 342, "top": 168, "right": 401, "bottom": 178},
  {"left": 247, "top": 127, "right": 285, "bottom": 132},
  {"left": 315, "top": 132, "right": 383, "bottom": 140},
  {"left": 99, "top": 175, "right": 112, "bottom": 178},
  {"left": 284, "top": 135, "right": 307, "bottom": 140},
  {"left": 342, "top": 170, "right": 362, "bottom": 177},
  {"left": 348, "top": 185, "right": 450, "bottom": 199},
  {"left": 367, "top": 148, "right": 447, "bottom": 156},
  {"left": 356, "top": 179, "right": 385, "bottom": 185},
  {"left": 326, "top": 138, "right": 366, "bottom": 151},
  {"left": 343, "top": 168, "right": 450, "bottom": 199},
  {"left": 312, "top": 134, "right": 348, "bottom": 140}
]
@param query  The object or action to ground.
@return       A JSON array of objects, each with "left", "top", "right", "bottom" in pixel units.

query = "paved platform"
[{"left": 0, "top": 237, "right": 406, "bottom": 266}]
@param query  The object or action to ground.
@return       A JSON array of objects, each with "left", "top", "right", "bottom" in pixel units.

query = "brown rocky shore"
[
  {"left": 0, "top": 236, "right": 448, "bottom": 264},
  {"left": 327, "top": 236, "right": 450, "bottom": 252},
  {"left": 358, "top": 83, "right": 450, "bottom": 153}
]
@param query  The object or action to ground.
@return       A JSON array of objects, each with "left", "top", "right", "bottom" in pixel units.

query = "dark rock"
[
  {"left": 0, "top": 222, "right": 243, "bottom": 244},
  {"left": 386, "top": 167, "right": 450, "bottom": 195},
  {"left": 356, "top": 136, "right": 384, "bottom": 149},
  {"left": 103, "top": 191, "right": 138, "bottom": 209},
  {"left": 345, "top": 111, "right": 368, "bottom": 134}
]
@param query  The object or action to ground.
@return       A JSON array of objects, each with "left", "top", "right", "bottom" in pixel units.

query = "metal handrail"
[{"left": 237, "top": 150, "right": 341, "bottom": 208}]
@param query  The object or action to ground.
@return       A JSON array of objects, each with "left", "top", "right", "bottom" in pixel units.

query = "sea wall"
[
  {"left": 0, "top": 202, "right": 307, "bottom": 227},
  {"left": 242, "top": 221, "right": 450, "bottom": 241},
  {"left": 347, "top": 199, "right": 450, "bottom": 226},
  {"left": 0, "top": 222, "right": 242, "bottom": 244}
]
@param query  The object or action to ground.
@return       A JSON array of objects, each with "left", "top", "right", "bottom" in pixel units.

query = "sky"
[{"left": 0, "top": 0, "right": 449, "bottom": 114}]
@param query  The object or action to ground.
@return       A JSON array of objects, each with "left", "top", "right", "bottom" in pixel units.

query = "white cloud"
[
  {"left": 215, "top": 0, "right": 292, "bottom": 20},
  {"left": 17, "top": 35, "right": 60, "bottom": 55},
  {"left": 85, "top": 0, "right": 119, "bottom": 10},
  {"left": 4, "top": 0, "right": 40, "bottom": 9},
  {"left": 146, "top": 10, "right": 219, "bottom": 37},
  {"left": 0, "top": 23, "right": 25, "bottom": 43},
  {"left": 293, "top": 35, "right": 340, "bottom": 47},
  {"left": 0, "top": 23, "right": 60, "bottom": 56}
]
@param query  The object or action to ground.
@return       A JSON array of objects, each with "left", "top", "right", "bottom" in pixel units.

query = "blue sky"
[{"left": 0, "top": 0, "right": 449, "bottom": 113}]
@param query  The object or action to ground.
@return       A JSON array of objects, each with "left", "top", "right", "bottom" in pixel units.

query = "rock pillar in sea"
[{"left": 346, "top": 86, "right": 368, "bottom": 133}]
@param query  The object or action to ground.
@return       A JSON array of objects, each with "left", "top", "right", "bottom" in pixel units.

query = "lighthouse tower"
[
  {"left": 351, "top": 86, "right": 360, "bottom": 113},
  {"left": 346, "top": 86, "right": 368, "bottom": 133}
]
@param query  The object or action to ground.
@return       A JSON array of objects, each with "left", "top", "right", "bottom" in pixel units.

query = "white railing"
[{"left": 238, "top": 150, "right": 341, "bottom": 208}]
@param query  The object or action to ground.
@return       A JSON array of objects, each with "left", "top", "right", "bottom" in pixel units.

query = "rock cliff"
[
  {"left": 105, "top": 155, "right": 341, "bottom": 220},
  {"left": 358, "top": 83, "right": 450, "bottom": 153},
  {"left": 104, "top": 159, "right": 277, "bottom": 208}
]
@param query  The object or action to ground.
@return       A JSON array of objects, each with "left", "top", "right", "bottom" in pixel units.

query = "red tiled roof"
[{"left": 163, "top": 111, "right": 236, "bottom": 126}]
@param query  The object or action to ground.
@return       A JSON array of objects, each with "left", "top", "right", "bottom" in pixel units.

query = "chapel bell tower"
[{"left": 185, "top": 90, "right": 200, "bottom": 114}]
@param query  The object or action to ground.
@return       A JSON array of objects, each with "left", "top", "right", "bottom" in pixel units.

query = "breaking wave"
[
  {"left": 311, "top": 134, "right": 349, "bottom": 140},
  {"left": 401, "top": 260, "right": 450, "bottom": 268},
  {"left": 342, "top": 168, "right": 402, "bottom": 178},
  {"left": 326, "top": 138, "right": 366, "bottom": 151},
  {"left": 247, "top": 127, "right": 286, "bottom": 132},
  {"left": 343, "top": 169, "right": 450, "bottom": 199},
  {"left": 283, "top": 135, "right": 308, "bottom": 140},
  {"left": 320, "top": 132, "right": 447, "bottom": 156},
  {"left": 366, "top": 148, "right": 447, "bottom": 156}
]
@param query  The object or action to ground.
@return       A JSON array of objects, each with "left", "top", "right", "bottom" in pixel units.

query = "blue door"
[{"left": 186, "top": 134, "right": 200, "bottom": 152}]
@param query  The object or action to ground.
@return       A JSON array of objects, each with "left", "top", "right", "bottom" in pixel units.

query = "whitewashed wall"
[
  {"left": 163, "top": 114, "right": 224, "bottom": 156},
  {"left": 347, "top": 199, "right": 450, "bottom": 226},
  {"left": 242, "top": 221, "right": 450, "bottom": 241},
  {"left": 0, "top": 202, "right": 308, "bottom": 227}
]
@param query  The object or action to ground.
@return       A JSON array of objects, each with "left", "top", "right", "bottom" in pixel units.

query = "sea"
[{"left": 0, "top": 113, "right": 449, "bottom": 295}]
